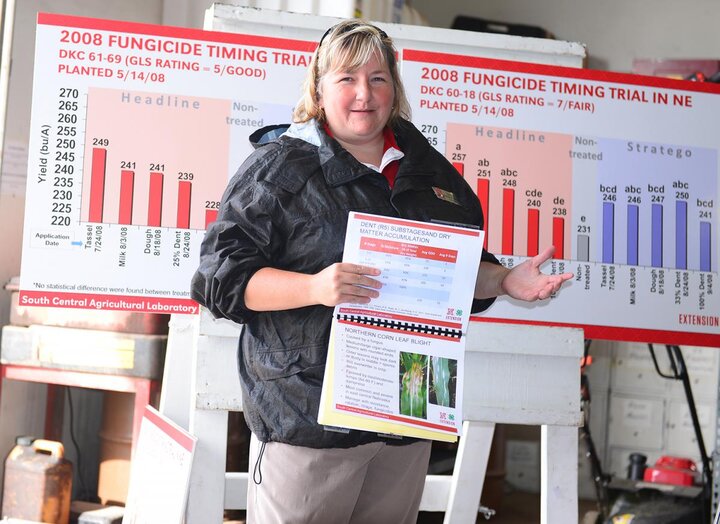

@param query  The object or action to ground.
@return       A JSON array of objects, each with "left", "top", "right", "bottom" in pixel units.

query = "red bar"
[
  {"left": 527, "top": 208, "right": 540, "bottom": 257},
  {"left": 553, "top": 217, "right": 565, "bottom": 259},
  {"left": 177, "top": 181, "right": 192, "bottom": 229},
  {"left": 502, "top": 188, "right": 515, "bottom": 255},
  {"left": 119, "top": 170, "right": 134, "bottom": 225},
  {"left": 205, "top": 209, "right": 218, "bottom": 228},
  {"left": 452, "top": 162, "right": 464, "bottom": 176},
  {"left": 477, "top": 178, "right": 490, "bottom": 250},
  {"left": 148, "top": 172, "right": 164, "bottom": 227},
  {"left": 89, "top": 148, "right": 107, "bottom": 222}
]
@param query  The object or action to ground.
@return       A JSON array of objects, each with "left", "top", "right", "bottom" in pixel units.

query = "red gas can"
[{"left": 643, "top": 455, "right": 698, "bottom": 486}]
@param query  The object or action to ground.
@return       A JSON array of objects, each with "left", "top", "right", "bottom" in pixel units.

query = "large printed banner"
[
  {"left": 21, "top": 14, "right": 313, "bottom": 315},
  {"left": 401, "top": 49, "right": 720, "bottom": 345},
  {"left": 19, "top": 14, "right": 720, "bottom": 345}
]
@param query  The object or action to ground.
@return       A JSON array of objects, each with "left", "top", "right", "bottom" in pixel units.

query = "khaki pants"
[{"left": 247, "top": 433, "right": 432, "bottom": 524}]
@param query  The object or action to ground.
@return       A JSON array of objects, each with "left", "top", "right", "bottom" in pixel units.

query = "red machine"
[{"left": 643, "top": 456, "right": 698, "bottom": 487}]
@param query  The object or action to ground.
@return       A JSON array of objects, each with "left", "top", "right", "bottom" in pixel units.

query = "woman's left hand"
[{"left": 500, "top": 246, "right": 573, "bottom": 302}]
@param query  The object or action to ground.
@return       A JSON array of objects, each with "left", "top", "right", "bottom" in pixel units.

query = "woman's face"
[{"left": 319, "top": 54, "right": 394, "bottom": 147}]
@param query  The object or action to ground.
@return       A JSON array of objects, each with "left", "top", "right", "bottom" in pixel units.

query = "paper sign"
[{"left": 123, "top": 406, "right": 197, "bottom": 524}]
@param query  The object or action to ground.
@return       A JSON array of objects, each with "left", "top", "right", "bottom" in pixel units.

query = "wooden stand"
[{"left": 160, "top": 310, "right": 583, "bottom": 524}]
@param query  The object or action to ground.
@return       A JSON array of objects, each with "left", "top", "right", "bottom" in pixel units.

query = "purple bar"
[
  {"left": 675, "top": 200, "right": 687, "bottom": 270},
  {"left": 700, "top": 222, "right": 712, "bottom": 272},
  {"left": 627, "top": 205, "right": 639, "bottom": 265},
  {"left": 651, "top": 203, "right": 663, "bottom": 267},
  {"left": 602, "top": 202, "right": 614, "bottom": 264}
]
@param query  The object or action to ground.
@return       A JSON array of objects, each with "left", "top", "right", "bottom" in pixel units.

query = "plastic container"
[{"left": 1, "top": 437, "right": 73, "bottom": 524}]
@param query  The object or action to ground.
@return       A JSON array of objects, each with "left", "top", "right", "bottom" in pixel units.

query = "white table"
[{"left": 160, "top": 310, "right": 583, "bottom": 524}]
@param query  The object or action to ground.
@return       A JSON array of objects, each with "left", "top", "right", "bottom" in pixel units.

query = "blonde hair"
[{"left": 292, "top": 19, "right": 411, "bottom": 125}]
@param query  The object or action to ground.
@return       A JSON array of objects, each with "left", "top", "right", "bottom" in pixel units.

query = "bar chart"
[
  {"left": 445, "top": 123, "right": 717, "bottom": 275},
  {"left": 82, "top": 88, "right": 231, "bottom": 230},
  {"left": 446, "top": 123, "right": 573, "bottom": 259},
  {"left": 595, "top": 138, "right": 717, "bottom": 272},
  {"left": 400, "top": 46, "right": 720, "bottom": 344},
  {"left": 20, "top": 13, "right": 317, "bottom": 316},
  {"left": 17, "top": 14, "right": 720, "bottom": 341}
]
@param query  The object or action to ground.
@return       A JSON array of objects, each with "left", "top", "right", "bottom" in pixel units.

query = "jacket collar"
[
  {"left": 261, "top": 118, "right": 437, "bottom": 191},
  {"left": 284, "top": 120, "right": 376, "bottom": 187},
  {"left": 391, "top": 119, "right": 436, "bottom": 180}
]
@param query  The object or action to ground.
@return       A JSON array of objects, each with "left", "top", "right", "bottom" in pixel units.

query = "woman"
[{"left": 191, "top": 19, "right": 571, "bottom": 524}]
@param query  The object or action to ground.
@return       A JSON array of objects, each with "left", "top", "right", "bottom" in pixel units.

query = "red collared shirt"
[{"left": 324, "top": 124, "right": 404, "bottom": 188}]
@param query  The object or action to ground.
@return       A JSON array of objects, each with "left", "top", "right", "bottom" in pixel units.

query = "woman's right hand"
[{"left": 311, "top": 263, "right": 382, "bottom": 306}]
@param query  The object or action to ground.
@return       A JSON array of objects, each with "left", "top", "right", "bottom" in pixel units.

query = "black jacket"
[{"left": 191, "top": 118, "right": 499, "bottom": 448}]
